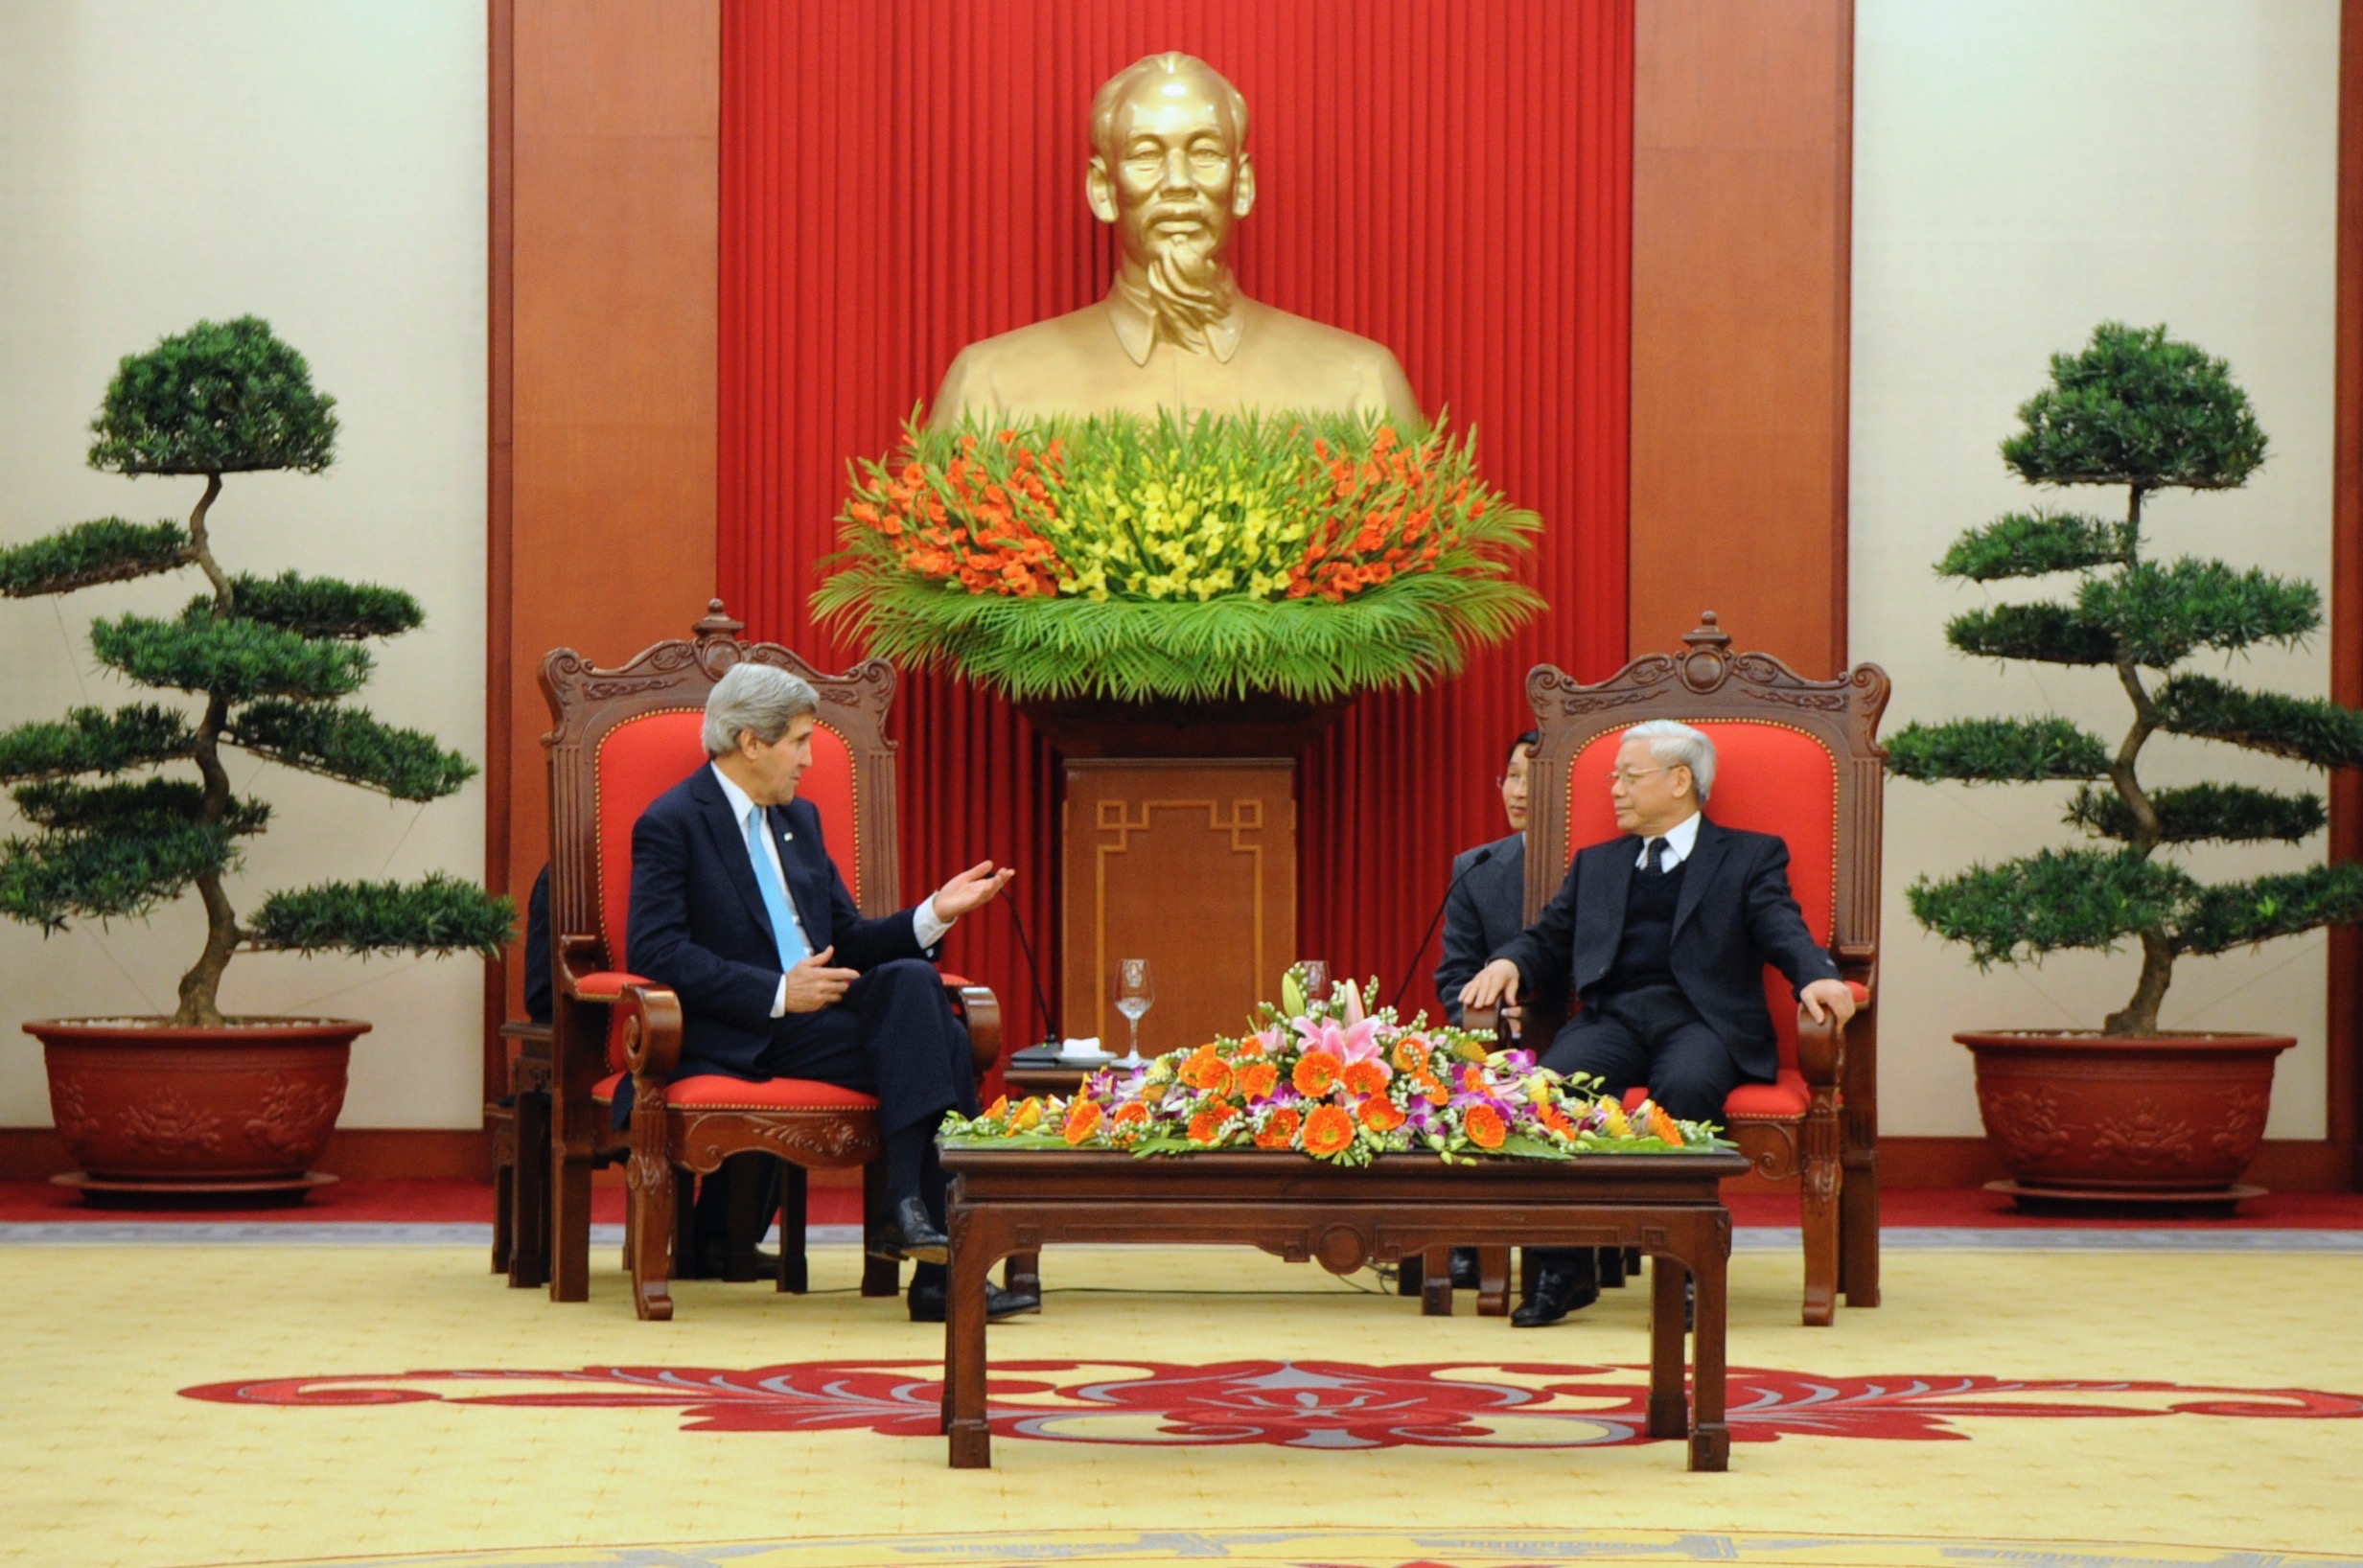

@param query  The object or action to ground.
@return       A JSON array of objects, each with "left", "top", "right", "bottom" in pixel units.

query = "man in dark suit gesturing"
[
  {"left": 1460, "top": 719, "right": 1856, "bottom": 1326},
  {"left": 627, "top": 662, "right": 1032, "bottom": 1322}
]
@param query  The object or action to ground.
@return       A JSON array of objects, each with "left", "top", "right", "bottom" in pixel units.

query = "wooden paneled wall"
[
  {"left": 1629, "top": 0, "right": 1852, "bottom": 675},
  {"left": 487, "top": 0, "right": 722, "bottom": 1083}
]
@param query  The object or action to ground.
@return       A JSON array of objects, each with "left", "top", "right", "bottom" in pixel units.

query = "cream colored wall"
[
  {"left": 0, "top": 2, "right": 490, "bottom": 1128},
  {"left": 1851, "top": 1, "right": 2342, "bottom": 1138}
]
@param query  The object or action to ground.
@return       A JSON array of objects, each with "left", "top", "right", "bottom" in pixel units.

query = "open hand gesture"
[{"left": 934, "top": 860, "right": 1015, "bottom": 921}]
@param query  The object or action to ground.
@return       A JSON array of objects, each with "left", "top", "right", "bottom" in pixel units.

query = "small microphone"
[
  {"left": 1001, "top": 888, "right": 1060, "bottom": 1049},
  {"left": 1389, "top": 843, "right": 1496, "bottom": 1014}
]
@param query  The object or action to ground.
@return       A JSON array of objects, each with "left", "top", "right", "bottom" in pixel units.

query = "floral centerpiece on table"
[
  {"left": 813, "top": 411, "right": 1542, "bottom": 703},
  {"left": 940, "top": 966, "right": 1726, "bottom": 1164}
]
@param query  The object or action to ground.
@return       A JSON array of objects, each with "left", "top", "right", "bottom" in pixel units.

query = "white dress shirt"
[
  {"left": 709, "top": 763, "right": 951, "bottom": 1016},
  {"left": 1634, "top": 810, "right": 1703, "bottom": 870}
]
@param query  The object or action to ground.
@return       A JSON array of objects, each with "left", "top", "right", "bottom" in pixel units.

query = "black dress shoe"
[
  {"left": 1448, "top": 1247, "right": 1482, "bottom": 1290},
  {"left": 907, "top": 1279, "right": 1040, "bottom": 1324},
  {"left": 1510, "top": 1253, "right": 1600, "bottom": 1327},
  {"left": 868, "top": 1196, "right": 949, "bottom": 1264}
]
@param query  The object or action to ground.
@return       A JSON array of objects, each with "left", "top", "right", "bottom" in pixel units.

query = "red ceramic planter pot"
[
  {"left": 29, "top": 1017, "right": 370, "bottom": 1204},
  {"left": 1957, "top": 1028, "right": 2293, "bottom": 1211}
]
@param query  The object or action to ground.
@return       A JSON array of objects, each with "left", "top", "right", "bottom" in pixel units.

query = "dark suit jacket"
[
  {"left": 1434, "top": 831, "right": 1534, "bottom": 1026},
  {"left": 1494, "top": 815, "right": 1838, "bottom": 1081},
  {"left": 625, "top": 765, "right": 937, "bottom": 1078}
]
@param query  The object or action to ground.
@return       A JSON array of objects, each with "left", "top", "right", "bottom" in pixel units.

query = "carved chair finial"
[
  {"left": 1680, "top": 611, "right": 1732, "bottom": 692},
  {"left": 692, "top": 599, "right": 746, "bottom": 644},
  {"left": 1683, "top": 611, "right": 1729, "bottom": 652}
]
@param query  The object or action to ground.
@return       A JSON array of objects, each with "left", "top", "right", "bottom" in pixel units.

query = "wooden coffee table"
[{"left": 937, "top": 1145, "right": 1749, "bottom": 1471}]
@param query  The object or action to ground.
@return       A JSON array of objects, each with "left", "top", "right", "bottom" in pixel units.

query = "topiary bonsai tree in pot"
[
  {"left": 1, "top": 317, "right": 513, "bottom": 1202},
  {"left": 1888, "top": 322, "right": 2363, "bottom": 1210}
]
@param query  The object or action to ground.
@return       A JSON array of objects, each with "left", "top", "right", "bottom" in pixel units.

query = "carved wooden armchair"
[
  {"left": 1478, "top": 615, "right": 1888, "bottom": 1326},
  {"left": 538, "top": 602, "right": 999, "bottom": 1317}
]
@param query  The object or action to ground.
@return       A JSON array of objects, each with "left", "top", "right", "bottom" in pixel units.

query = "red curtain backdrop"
[{"left": 718, "top": 0, "right": 1632, "bottom": 1053}]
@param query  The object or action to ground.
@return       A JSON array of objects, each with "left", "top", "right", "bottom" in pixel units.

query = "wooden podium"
[{"left": 1023, "top": 698, "right": 1343, "bottom": 1056}]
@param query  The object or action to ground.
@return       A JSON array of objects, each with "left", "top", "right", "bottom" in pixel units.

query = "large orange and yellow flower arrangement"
[
  {"left": 940, "top": 966, "right": 1726, "bottom": 1165},
  {"left": 812, "top": 410, "right": 1541, "bottom": 704}
]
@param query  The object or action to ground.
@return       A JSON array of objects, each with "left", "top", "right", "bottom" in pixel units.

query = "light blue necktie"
[{"left": 746, "top": 804, "right": 810, "bottom": 971}]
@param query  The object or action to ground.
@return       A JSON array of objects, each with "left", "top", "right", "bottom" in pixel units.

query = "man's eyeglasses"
[{"left": 1609, "top": 765, "right": 1676, "bottom": 787}]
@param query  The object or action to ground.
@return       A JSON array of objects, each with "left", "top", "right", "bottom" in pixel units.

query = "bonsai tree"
[
  {"left": 1888, "top": 322, "right": 2363, "bottom": 1035},
  {"left": 0, "top": 317, "right": 512, "bottom": 1026}
]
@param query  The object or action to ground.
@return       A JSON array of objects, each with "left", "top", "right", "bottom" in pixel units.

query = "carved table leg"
[
  {"left": 1421, "top": 1246, "right": 1455, "bottom": 1317},
  {"left": 1648, "top": 1252, "right": 1689, "bottom": 1441},
  {"left": 1004, "top": 1250, "right": 1040, "bottom": 1300},
  {"left": 1690, "top": 1211, "right": 1731, "bottom": 1472},
  {"left": 1396, "top": 1251, "right": 1425, "bottom": 1297},
  {"left": 944, "top": 1201, "right": 994, "bottom": 1469},
  {"left": 1476, "top": 1246, "right": 1511, "bottom": 1317}
]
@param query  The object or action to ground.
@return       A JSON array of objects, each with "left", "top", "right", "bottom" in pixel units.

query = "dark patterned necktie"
[{"left": 1644, "top": 837, "right": 1668, "bottom": 875}]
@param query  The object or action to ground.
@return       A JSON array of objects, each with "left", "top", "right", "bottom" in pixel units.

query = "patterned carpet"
[{"left": 3, "top": 1234, "right": 2359, "bottom": 1567}]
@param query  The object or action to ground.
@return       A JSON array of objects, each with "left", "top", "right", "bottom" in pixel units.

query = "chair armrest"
[
  {"left": 940, "top": 973, "right": 1001, "bottom": 1070},
  {"left": 1794, "top": 980, "right": 1871, "bottom": 1087},
  {"left": 555, "top": 934, "right": 609, "bottom": 998},
  {"left": 618, "top": 982, "right": 683, "bottom": 1084}
]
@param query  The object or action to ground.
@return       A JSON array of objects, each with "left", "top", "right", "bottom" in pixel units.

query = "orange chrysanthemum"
[
  {"left": 1538, "top": 1105, "right": 1576, "bottom": 1140},
  {"left": 1238, "top": 1061, "right": 1281, "bottom": 1101},
  {"left": 1302, "top": 1103, "right": 1356, "bottom": 1157},
  {"left": 1292, "top": 1051, "right": 1342, "bottom": 1096},
  {"left": 1463, "top": 1102, "right": 1507, "bottom": 1150},
  {"left": 982, "top": 1094, "right": 1008, "bottom": 1122},
  {"left": 1188, "top": 1107, "right": 1237, "bottom": 1145},
  {"left": 1414, "top": 1071, "right": 1450, "bottom": 1106},
  {"left": 1063, "top": 1098, "right": 1103, "bottom": 1145},
  {"left": 1390, "top": 1035, "right": 1430, "bottom": 1072},
  {"left": 1178, "top": 1047, "right": 1225, "bottom": 1089},
  {"left": 1254, "top": 1106, "right": 1303, "bottom": 1149},
  {"left": 1358, "top": 1095, "right": 1406, "bottom": 1133},
  {"left": 1646, "top": 1101, "right": 1685, "bottom": 1146},
  {"left": 1341, "top": 1059, "right": 1390, "bottom": 1097},
  {"left": 1014, "top": 1096, "right": 1045, "bottom": 1130}
]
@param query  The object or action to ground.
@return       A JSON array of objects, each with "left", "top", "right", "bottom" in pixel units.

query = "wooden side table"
[{"left": 938, "top": 1146, "right": 1748, "bottom": 1471}]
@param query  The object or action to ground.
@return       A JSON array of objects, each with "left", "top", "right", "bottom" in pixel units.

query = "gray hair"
[
  {"left": 1623, "top": 719, "right": 1715, "bottom": 804},
  {"left": 1090, "top": 52, "right": 1250, "bottom": 162},
  {"left": 702, "top": 663, "right": 818, "bottom": 757}
]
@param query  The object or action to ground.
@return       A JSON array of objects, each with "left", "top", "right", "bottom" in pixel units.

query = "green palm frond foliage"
[{"left": 813, "top": 410, "right": 1543, "bottom": 703}]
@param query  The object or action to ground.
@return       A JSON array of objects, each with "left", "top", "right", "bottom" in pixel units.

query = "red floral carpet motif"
[{"left": 180, "top": 1360, "right": 2363, "bottom": 1449}]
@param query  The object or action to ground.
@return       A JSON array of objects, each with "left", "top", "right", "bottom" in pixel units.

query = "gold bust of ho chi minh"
[{"left": 928, "top": 52, "right": 1423, "bottom": 427}]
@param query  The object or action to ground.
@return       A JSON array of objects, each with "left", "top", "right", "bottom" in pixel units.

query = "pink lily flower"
[{"left": 1291, "top": 1013, "right": 1388, "bottom": 1067}]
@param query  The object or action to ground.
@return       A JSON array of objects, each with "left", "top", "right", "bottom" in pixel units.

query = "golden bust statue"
[{"left": 929, "top": 53, "right": 1422, "bottom": 427}]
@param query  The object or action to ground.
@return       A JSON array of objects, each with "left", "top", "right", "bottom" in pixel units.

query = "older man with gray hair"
[
  {"left": 1461, "top": 719, "right": 1855, "bottom": 1326},
  {"left": 625, "top": 662, "right": 1028, "bottom": 1322}
]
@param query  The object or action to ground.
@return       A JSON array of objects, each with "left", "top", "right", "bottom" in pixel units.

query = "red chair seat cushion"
[
  {"left": 591, "top": 1071, "right": 879, "bottom": 1112},
  {"left": 1617, "top": 1070, "right": 1811, "bottom": 1120}
]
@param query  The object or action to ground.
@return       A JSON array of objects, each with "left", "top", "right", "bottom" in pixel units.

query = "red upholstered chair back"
[
  {"left": 541, "top": 602, "right": 902, "bottom": 1072},
  {"left": 1522, "top": 615, "right": 1889, "bottom": 1088},
  {"left": 589, "top": 713, "right": 869, "bottom": 988},
  {"left": 1564, "top": 724, "right": 1838, "bottom": 1076}
]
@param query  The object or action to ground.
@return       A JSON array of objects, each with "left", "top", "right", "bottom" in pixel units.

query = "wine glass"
[
  {"left": 1113, "top": 957, "right": 1154, "bottom": 1069},
  {"left": 1301, "top": 959, "right": 1332, "bottom": 1009}
]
